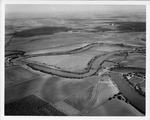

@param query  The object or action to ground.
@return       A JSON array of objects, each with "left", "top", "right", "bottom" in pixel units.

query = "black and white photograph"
[{"left": 0, "top": 0, "right": 150, "bottom": 119}]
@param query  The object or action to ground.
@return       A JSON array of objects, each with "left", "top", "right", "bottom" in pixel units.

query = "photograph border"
[{"left": 1, "top": 1, "right": 150, "bottom": 120}]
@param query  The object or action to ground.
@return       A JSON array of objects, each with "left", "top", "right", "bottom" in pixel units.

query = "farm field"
[
  {"left": 120, "top": 53, "right": 145, "bottom": 68},
  {"left": 5, "top": 75, "right": 100, "bottom": 104},
  {"left": 5, "top": 66, "right": 40, "bottom": 87},
  {"left": 5, "top": 94, "right": 67, "bottom": 116},
  {"left": 86, "top": 99, "right": 143, "bottom": 116},
  {"left": 5, "top": 4, "right": 146, "bottom": 116}
]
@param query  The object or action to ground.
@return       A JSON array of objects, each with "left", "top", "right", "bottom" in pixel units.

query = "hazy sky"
[{"left": 5, "top": 4, "right": 145, "bottom": 14}]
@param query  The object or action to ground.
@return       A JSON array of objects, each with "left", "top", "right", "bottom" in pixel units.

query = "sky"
[{"left": 5, "top": 4, "right": 146, "bottom": 14}]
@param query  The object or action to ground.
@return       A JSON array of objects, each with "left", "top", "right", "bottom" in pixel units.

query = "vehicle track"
[{"left": 79, "top": 82, "right": 100, "bottom": 116}]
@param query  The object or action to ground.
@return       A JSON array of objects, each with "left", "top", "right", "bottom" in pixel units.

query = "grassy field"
[
  {"left": 86, "top": 99, "right": 143, "bottom": 116},
  {"left": 27, "top": 55, "right": 71, "bottom": 65},
  {"left": 55, "top": 55, "right": 92, "bottom": 72},
  {"left": 120, "top": 53, "right": 145, "bottom": 68},
  {"left": 27, "top": 54, "right": 92, "bottom": 72},
  {"left": 6, "top": 32, "right": 98, "bottom": 51},
  {"left": 90, "top": 81, "right": 118, "bottom": 110},
  {"left": 91, "top": 45, "right": 130, "bottom": 52},
  {"left": 9, "top": 27, "right": 71, "bottom": 38},
  {"left": 129, "top": 77, "right": 143, "bottom": 84},
  {"left": 63, "top": 85, "right": 95, "bottom": 111},
  {"left": 115, "top": 22, "right": 146, "bottom": 32},
  {"left": 54, "top": 101, "right": 80, "bottom": 116},
  {"left": 5, "top": 66, "right": 40, "bottom": 87},
  {"left": 25, "top": 43, "right": 86, "bottom": 55},
  {"left": 139, "top": 81, "right": 145, "bottom": 88}
]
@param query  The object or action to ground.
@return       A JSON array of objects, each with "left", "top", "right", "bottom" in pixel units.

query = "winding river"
[{"left": 6, "top": 42, "right": 146, "bottom": 114}]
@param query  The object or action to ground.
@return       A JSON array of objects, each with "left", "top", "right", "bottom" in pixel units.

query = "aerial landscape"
[{"left": 5, "top": 4, "right": 146, "bottom": 116}]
